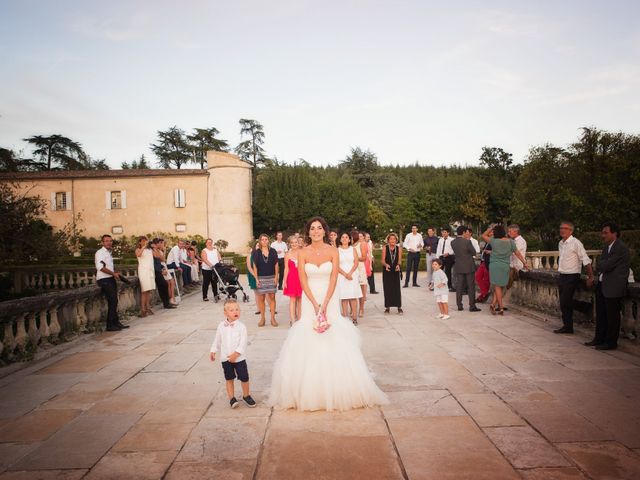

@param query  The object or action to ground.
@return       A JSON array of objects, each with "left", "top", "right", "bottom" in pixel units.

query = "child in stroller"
[{"left": 213, "top": 263, "right": 250, "bottom": 303}]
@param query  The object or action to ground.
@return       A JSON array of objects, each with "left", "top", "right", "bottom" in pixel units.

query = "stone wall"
[{"left": 510, "top": 270, "right": 639, "bottom": 343}]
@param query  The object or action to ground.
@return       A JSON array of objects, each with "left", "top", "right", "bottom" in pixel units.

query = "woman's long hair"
[{"left": 304, "top": 216, "right": 330, "bottom": 245}]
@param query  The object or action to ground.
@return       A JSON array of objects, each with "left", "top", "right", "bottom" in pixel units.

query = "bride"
[{"left": 268, "top": 216, "right": 388, "bottom": 411}]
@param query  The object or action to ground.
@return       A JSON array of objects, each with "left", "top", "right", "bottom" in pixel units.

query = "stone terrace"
[{"left": 1, "top": 274, "right": 640, "bottom": 479}]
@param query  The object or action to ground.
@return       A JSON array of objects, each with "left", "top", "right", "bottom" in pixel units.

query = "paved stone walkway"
[{"left": 1, "top": 274, "right": 640, "bottom": 479}]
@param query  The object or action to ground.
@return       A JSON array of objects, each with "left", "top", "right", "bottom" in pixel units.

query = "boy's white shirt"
[{"left": 211, "top": 319, "right": 248, "bottom": 363}]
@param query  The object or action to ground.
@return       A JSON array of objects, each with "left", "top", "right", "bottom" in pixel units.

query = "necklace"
[
  {"left": 261, "top": 248, "right": 270, "bottom": 263},
  {"left": 389, "top": 245, "right": 397, "bottom": 265}
]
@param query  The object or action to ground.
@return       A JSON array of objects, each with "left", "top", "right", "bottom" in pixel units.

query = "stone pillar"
[{"left": 206, "top": 151, "right": 253, "bottom": 253}]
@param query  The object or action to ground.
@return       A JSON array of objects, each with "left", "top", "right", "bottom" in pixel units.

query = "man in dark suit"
[
  {"left": 451, "top": 226, "right": 481, "bottom": 312},
  {"left": 585, "top": 222, "right": 630, "bottom": 350}
]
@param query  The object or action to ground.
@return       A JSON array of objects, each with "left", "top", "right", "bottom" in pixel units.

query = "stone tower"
[{"left": 206, "top": 151, "right": 253, "bottom": 253}]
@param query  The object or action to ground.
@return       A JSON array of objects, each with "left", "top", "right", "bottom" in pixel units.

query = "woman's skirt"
[{"left": 256, "top": 275, "right": 277, "bottom": 294}]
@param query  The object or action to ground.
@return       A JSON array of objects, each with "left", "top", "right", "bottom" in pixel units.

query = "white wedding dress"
[{"left": 268, "top": 261, "right": 388, "bottom": 411}]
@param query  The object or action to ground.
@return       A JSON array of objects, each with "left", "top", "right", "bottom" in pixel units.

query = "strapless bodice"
[{"left": 304, "top": 261, "right": 332, "bottom": 280}]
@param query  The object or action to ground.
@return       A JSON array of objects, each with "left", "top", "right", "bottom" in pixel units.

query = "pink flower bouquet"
[{"left": 313, "top": 309, "right": 331, "bottom": 334}]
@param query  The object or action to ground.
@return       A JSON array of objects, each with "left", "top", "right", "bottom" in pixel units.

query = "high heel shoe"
[
  {"left": 352, "top": 318, "right": 358, "bottom": 325},
  {"left": 490, "top": 304, "right": 496, "bottom": 315},
  {"left": 498, "top": 308, "right": 504, "bottom": 316}
]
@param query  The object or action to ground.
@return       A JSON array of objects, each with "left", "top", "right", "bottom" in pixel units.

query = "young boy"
[
  {"left": 432, "top": 259, "right": 450, "bottom": 320},
  {"left": 210, "top": 299, "right": 256, "bottom": 408}
]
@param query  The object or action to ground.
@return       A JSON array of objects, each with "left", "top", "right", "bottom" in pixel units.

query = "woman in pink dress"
[{"left": 283, "top": 235, "right": 303, "bottom": 326}]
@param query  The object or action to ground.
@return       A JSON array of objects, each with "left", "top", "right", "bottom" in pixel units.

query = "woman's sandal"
[
  {"left": 498, "top": 308, "right": 504, "bottom": 316},
  {"left": 352, "top": 318, "right": 358, "bottom": 326},
  {"left": 490, "top": 304, "right": 496, "bottom": 315}
]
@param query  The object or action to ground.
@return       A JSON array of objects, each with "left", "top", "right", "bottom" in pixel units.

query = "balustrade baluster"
[
  {"left": 49, "top": 306, "right": 61, "bottom": 340},
  {"left": 38, "top": 308, "right": 51, "bottom": 342},
  {"left": 621, "top": 298, "right": 637, "bottom": 340},
  {"left": 3, "top": 322, "right": 16, "bottom": 356},
  {"left": 14, "top": 314, "right": 28, "bottom": 351},
  {"left": 27, "top": 311, "right": 40, "bottom": 346},
  {"left": 76, "top": 299, "right": 88, "bottom": 330}
]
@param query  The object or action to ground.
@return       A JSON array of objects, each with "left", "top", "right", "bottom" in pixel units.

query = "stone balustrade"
[
  {"left": 10, "top": 266, "right": 139, "bottom": 293},
  {"left": 0, "top": 279, "right": 141, "bottom": 363},
  {"left": 510, "top": 270, "right": 639, "bottom": 343},
  {"left": 524, "top": 250, "right": 601, "bottom": 271}
]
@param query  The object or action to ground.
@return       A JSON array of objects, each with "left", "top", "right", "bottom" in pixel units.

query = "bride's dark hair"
[{"left": 304, "top": 216, "right": 330, "bottom": 245}]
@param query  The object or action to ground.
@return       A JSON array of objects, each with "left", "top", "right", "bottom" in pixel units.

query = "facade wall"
[{"left": 13, "top": 175, "right": 209, "bottom": 239}]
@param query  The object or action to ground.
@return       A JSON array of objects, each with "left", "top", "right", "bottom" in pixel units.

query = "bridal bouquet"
[{"left": 313, "top": 309, "right": 331, "bottom": 334}]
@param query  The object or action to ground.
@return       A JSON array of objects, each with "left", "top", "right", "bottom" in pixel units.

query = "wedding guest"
[
  {"left": 135, "top": 236, "right": 155, "bottom": 317},
  {"left": 95, "top": 234, "right": 129, "bottom": 331},
  {"left": 381, "top": 232, "right": 403, "bottom": 314},
  {"left": 352, "top": 231, "right": 369, "bottom": 318},
  {"left": 251, "top": 234, "right": 279, "bottom": 327},
  {"left": 403, "top": 225, "right": 423, "bottom": 288},
  {"left": 151, "top": 238, "right": 175, "bottom": 309},
  {"left": 187, "top": 247, "right": 200, "bottom": 284},
  {"left": 365, "top": 232, "right": 379, "bottom": 294},
  {"left": 482, "top": 225, "right": 527, "bottom": 315},
  {"left": 179, "top": 240, "right": 196, "bottom": 286},
  {"left": 271, "top": 232, "right": 288, "bottom": 290},
  {"left": 432, "top": 259, "right": 450, "bottom": 319},
  {"left": 436, "top": 227, "right": 455, "bottom": 291},
  {"left": 586, "top": 222, "right": 631, "bottom": 350},
  {"left": 210, "top": 299, "right": 256, "bottom": 409},
  {"left": 297, "top": 236, "right": 305, "bottom": 249},
  {"left": 466, "top": 228, "right": 481, "bottom": 255},
  {"left": 202, "top": 238, "right": 221, "bottom": 302},
  {"left": 283, "top": 235, "right": 303, "bottom": 325},
  {"left": 475, "top": 242, "right": 492, "bottom": 303},
  {"left": 329, "top": 230, "right": 338, "bottom": 248},
  {"left": 167, "top": 240, "right": 191, "bottom": 287},
  {"left": 505, "top": 225, "right": 527, "bottom": 301},
  {"left": 451, "top": 226, "right": 480, "bottom": 312},
  {"left": 424, "top": 227, "right": 440, "bottom": 290},
  {"left": 555, "top": 221, "right": 594, "bottom": 334},
  {"left": 246, "top": 242, "right": 260, "bottom": 315},
  {"left": 337, "top": 232, "right": 362, "bottom": 324}
]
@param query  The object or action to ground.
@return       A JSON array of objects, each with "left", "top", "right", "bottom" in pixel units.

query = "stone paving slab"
[
  {"left": 0, "top": 272, "right": 639, "bottom": 478},
  {"left": 10, "top": 414, "right": 140, "bottom": 470}
]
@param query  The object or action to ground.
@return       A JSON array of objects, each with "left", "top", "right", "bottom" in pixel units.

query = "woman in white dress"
[
  {"left": 352, "top": 231, "right": 368, "bottom": 318},
  {"left": 268, "top": 217, "right": 388, "bottom": 412},
  {"left": 135, "top": 236, "right": 156, "bottom": 317},
  {"left": 337, "top": 232, "right": 362, "bottom": 325}
]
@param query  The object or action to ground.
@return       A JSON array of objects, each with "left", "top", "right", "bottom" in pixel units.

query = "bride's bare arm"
[
  {"left": 321, "top": 248, "right": 339, "bottom": 313},
  {"left": 298, "top": 248, "right": 319, "bottom": 311}
]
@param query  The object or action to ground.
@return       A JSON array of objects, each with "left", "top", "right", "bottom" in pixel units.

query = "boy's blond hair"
[{"left": 223, "top": 298, "right": 239, "bottom": 309}]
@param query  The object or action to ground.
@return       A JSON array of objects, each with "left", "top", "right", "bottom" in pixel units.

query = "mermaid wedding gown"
[{"left": 268, "top": 261, "right": 388, "bottom": 411}]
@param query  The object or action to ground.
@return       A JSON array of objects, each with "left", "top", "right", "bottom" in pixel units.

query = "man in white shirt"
[
  {"left": 403, "top": 225, "right": 424, "bottom": 288},
  {"left": 505, "top": 224, "right": 527, "bottom": 306},
  {"left": 167, "top": 240, "right": 192, "bottom": 287},
  {"left": 555, "top": 221, "right": 594, "bottom": 334},
  {"left": 270, "top": 232, "right": 288, "bottom": 290},
  {"left": 436, "top": 227, "right": 455, "bottom": 291},
  {"left": 95, "top": 234, "right": 129, "bottom": 332}
]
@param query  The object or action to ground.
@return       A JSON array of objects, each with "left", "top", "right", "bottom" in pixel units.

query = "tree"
[
  {"left": 23, "top": 135, "right": 87, "bottom": 170},
  {"left": 0, "top": 148, "right": 22, "bottom": 172},
  {"left": 187, "top": 127, "right": 229, "bottom": 169},
  {"left": 0, "top": 182, "right": 80, "bottom": 264},
  {"left": 510, "top": 145, "right": 581, "bottom": 246},
  {"left": 83, "top": 157, "right": 110, "bottom": 170},
  {"left": 391, "top": 196, "right": 417, "bottom": 240},
  {"left": 151, "top": 126, "right": 191, "bottom": 169},
  {"left": 340, "top": 147, "right": 379, "bottom": 190},
  {"left": 252, "top": 166, "right": 319, "bottom": 233},
  {"left": 479, "top": 146, "right": 513, "bottom": 172},
  {"left": 122, "top": 154, "right": 150, "bottom": 169},
  {"left": 235, "top": 119, "right": 268, "bottom": 169},
  {"left": 317, "top": 178, "right": 368, "bottom": 232}
]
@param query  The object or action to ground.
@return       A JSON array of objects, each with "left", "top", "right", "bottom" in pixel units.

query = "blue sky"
[{"left": 1, "top": 0, "right": 639, "bottom": 168}]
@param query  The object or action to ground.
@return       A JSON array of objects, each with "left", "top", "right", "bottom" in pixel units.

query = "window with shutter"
[
  {"left": 54, "top": 192, "right": 67, "bottom": 210},
  {"left": 174, "top": 189, "right": 186, "bottom": 208},
  {"left": 110, "top": 191, "right": 122, "bottom": 209}
]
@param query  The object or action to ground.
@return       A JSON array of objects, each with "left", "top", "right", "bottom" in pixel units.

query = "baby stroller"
[{"left": 213, "top": 262, "right": 249, "bottom": 303}]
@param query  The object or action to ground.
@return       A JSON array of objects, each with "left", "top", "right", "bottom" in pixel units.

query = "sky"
[{"left": 1, "top": 0, "right": 639, "bottom": 168}]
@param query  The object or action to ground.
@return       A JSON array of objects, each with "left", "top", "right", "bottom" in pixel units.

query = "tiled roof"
[{"left": 0, "top": 169, "right": 209, "bottom": 180}]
